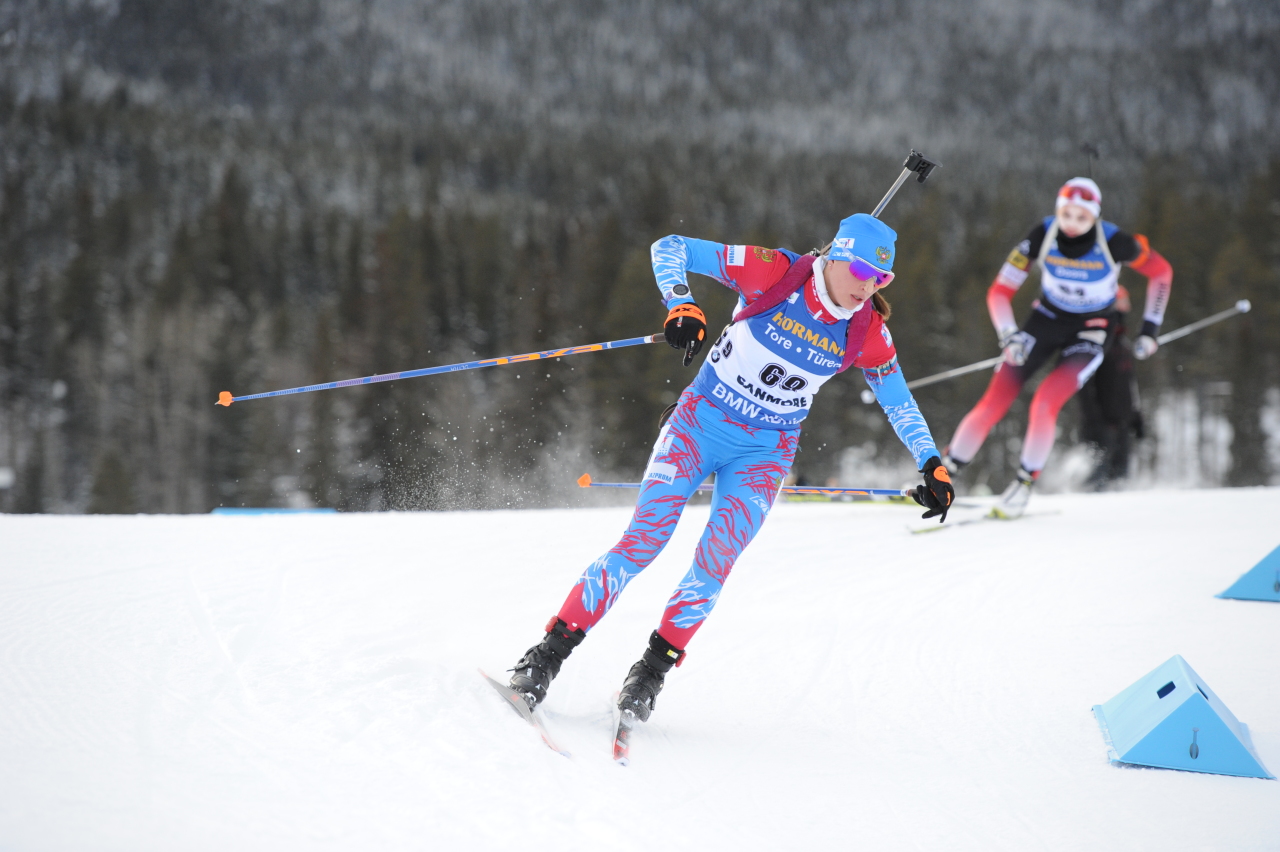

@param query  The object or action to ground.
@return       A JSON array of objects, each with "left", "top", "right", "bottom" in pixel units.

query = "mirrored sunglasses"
[
  {"left": 1059, "top": 186, "right": 1098, "bottom": 203},
  {"left": 849, "top": 256, "right": 895, "bottom": 287}
]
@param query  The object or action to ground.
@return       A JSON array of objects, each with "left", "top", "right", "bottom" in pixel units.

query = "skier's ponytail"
[{"left": 872, "top": 291, "right": 891, "bottom": 320}]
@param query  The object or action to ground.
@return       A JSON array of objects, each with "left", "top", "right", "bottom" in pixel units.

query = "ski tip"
[
  {"left": 216, "top": 391, "right": 234, "bottom": 407},
  {"left": 577, "top": 473, "right": 593, "bottom": 488}
]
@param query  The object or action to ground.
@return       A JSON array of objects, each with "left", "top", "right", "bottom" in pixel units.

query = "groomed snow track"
[{"left": 2, "top": 489, "right": 1277, "bottom": 850}]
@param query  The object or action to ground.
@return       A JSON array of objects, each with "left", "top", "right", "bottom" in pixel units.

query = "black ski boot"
[
  {"left": 508, "top": 617, "right": 585, "bottom": 708},
  {"left": 617, "top": 631, "right": 686, "bottom": 722}
]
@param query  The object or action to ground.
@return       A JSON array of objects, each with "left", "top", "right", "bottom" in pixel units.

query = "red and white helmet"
[{"left": 1055, "top": 177, "right": 1101, "bottom": 218}]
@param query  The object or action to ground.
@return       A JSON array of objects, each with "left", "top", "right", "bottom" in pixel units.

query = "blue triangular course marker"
[
  {"left": 1093, "top": 655, "right": 1273, "bottom": 779},
  {"left": 1217, "top": 544, "right": 1280, "bottom": 602}
]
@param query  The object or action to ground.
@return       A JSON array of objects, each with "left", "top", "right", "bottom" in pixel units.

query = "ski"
[
  {"left": 909, "top": 508, "right": 1060, "bottom": 534},
  {"left": 611, "top": 692, "right": 636, "bottom": 766},
  {"left": 478, "top": 668, "right": 571, "bottom": 757}
]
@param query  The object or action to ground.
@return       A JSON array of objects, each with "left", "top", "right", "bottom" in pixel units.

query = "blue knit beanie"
[{"left": 829, "top": 213, "right": 897, "bottom": 271}]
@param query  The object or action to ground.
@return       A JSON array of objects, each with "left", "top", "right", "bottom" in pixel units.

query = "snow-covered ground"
[{"left": 1, "top": 489, "right": 1277, "bottom": 851}]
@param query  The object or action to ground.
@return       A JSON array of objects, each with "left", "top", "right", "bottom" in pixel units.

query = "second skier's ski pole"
[
  {"left": 860, "top": 299, "right": 1253, "bottom": 404},
  {"left": 1154, "top": 299, "right": 1251, "bottom": 345},
  {"left": 217, "top": 332, "right": 666, "bottom": 406},
  {"left": 858, "top": 354, "right": 1003, "bottom": 404}
]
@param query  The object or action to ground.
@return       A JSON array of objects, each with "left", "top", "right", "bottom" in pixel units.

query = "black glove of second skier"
[
  {"left": 910, "top": 456, "right": 954, "bottom": 523},
  {"left": 664, "top": 303, "right": 707, "bottom": 366}
]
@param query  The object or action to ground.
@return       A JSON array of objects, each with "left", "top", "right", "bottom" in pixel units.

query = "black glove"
[
  {"left": 910, "top": 456, "right": 954, "bottom": 523},
  {"left": 664, "top": 303, "right": 707, "bottom": 366}
]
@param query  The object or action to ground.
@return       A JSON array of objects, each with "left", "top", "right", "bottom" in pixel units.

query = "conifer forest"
[{"left": 2, "top": 0, "right": 1278, "bottom": 513}]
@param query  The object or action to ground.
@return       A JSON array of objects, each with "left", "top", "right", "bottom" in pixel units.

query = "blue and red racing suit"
[{"left": 555, "top": 236, "right": 939, "bottom": 649}]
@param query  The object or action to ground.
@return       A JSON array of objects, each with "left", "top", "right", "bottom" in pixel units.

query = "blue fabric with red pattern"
[
  {"left": 556, "top": 389, "right": 797, "bottom": 648},
  {"left": 650, "top": 234, "right": 937, "bottom": 465},
  {"left": 550, "top": 235, "right": 941, "bottom": 653}
]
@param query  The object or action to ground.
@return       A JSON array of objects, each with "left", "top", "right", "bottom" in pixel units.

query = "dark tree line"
[{"left": 1, "top": 1, "right": 1277, "bottom": 512}]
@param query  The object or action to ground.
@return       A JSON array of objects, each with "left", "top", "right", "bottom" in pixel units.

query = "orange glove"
[
  {"left": 911, "top": 456, "right": 954, "bottom": 523},
  {"left": 664, "top": 303, "right": 707, "bottom": 366}
]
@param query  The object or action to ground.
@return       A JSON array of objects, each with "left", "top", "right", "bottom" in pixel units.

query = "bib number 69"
[{"left": 760, "top": 363, "right": 808, "bottom": 392}]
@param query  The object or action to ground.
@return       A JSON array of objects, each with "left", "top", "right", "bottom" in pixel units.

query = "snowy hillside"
[{"left": 2, "top": 489, "right": 1278, "bottom": 850}]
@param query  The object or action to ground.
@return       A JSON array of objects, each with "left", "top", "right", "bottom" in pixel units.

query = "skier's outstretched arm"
[
  {"left": 650, "top": 236, "right": 795, "bottom": 307},
  {"left": 866, "top": 361, "right": 954, "bottom": 521},
  {"left": 987, "top": 279, "right": 1021, "bottom": 343},
  {"left": 1125, "top": 234, "right": 1173, "bottom": 359},
  {"left": 650, "top": 235, "right": 794, "bottom": 361},
  {"left": 986, "top": 227, "right": 1044, "bottom": 344},
  {"left": 651, "top": 236, "right": 723, "bottom": 307},
  {"left": 863, "top": 360, "right": 939, "bottom": 469},
  {"left": 855, "top": 311, "right": 952, "bottom": 520}
]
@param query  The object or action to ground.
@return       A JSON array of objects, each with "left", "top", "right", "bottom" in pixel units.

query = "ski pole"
[
  {"left": 216, "top": 332, "right": 666, "bottom": 406},
  {"left": 1155, "top": 299, "right": 1250, "bottom": 345},
  {"left": 858, "top": 355, "right": 1003, "bottom": 404},
  {"left": 576, "top": 473, "right": 909, "bottom": 498},
  {"left": 220, "top": 151, "right": 944, "bottom": 408},
  {"left": 859, "top": 299, "right": 1252, "bottom": 404}
]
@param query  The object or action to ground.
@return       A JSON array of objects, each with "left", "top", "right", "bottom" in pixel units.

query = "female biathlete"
[
  {"left": 942, "top": 177, "right": 1173, "bottom": 516},
  {"left": 506, "top": 213, "right": 954, "bottom": 723}
]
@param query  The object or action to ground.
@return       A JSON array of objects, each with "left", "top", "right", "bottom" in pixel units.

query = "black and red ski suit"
[{"left": 946, "top": 218, "right": 1172, "bottom": 477}]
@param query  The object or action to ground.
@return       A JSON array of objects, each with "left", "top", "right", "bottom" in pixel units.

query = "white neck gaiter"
[{"left": 812, "top": 256, "right": 859, "bottom": 320}]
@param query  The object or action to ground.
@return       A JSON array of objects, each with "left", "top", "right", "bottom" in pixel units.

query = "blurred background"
[{"left": 1, "top": 0, "right": 1277, "bottom": 513}]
